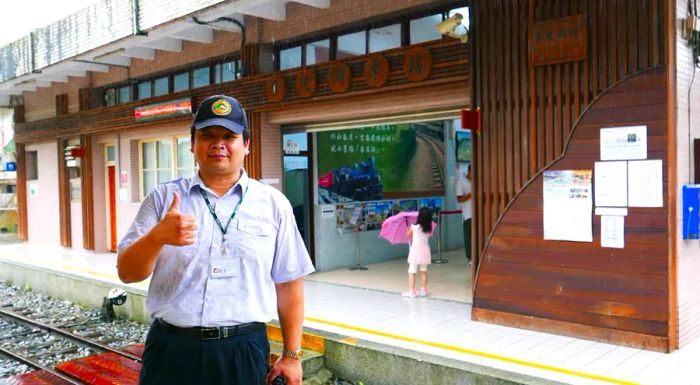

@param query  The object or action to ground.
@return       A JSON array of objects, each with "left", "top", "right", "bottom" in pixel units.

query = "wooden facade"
[{"left": 471, "top": 0, "right": 674, "bottom": 351}]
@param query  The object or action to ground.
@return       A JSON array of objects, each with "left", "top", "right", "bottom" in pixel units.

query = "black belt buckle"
[{"left": 201, "top": 327, "right": 222, "bottom": 340}]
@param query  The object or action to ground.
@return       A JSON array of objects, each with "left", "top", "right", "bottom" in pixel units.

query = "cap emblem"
[{"left": 211, "top": 99, "right": 232, "bottom": 116}]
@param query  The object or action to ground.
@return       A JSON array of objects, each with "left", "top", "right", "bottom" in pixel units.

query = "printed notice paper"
[
  {"left": 601, "top": 215, "right": 625, "bottom": 248},
  {"left": 594, "top": 161, "right": 627, "bottom": 207},
  {"left": 628, "top": 160, "right": 663, "bottom": 207},
  {"left": 543, "top": 170, "right": 593, "bottom": 242},
  {"left": 600, "top": 126, "right": 647, "bottom": 160}
]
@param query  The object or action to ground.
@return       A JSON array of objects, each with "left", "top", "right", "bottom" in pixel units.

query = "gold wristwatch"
[{"left": 281, "top": 349, "right": 304, "bottom": 359}]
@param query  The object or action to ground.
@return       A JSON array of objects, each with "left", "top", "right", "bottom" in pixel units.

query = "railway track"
[
  {"left": 416, "top": 132, "right": 446, "bottom": 190},
  {"left": 0, "top": 307, "right": 141, "bottom": 382}
]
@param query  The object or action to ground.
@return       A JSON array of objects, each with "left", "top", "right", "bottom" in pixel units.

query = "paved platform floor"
[{"left": 1, "top": 241, "right": 697, "bottom": 385}]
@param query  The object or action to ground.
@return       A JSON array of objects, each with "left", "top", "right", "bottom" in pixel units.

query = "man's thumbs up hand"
[
  {"left": 167, "top": 191, "right": 181, "bottom": 213},
  {"left": 154, "top": 192, "right": 198, "bottom": 246}
]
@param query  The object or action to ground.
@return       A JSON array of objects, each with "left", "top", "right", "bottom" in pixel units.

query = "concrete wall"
[
  {"left": 675, "top": 0, "right": 700, "bottom": 348},
  {"left": 25, "top": 141, "right": 60, "bottom": 245}
]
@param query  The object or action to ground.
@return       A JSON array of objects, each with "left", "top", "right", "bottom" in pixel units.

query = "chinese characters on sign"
[
  {"left": 543, "top": 170, "right": 593, "bottom": 242},
  {"left": 326, "top": 128, "right": 394, "bottom": 155},
  {"left": 529, "top": 15, "right": 587, "bottom": 66},
  {"left": 266, "top": 73, "right": 286, "bottom": 102},
  {"left": 403, "top": 46, "right": 432, "bottom": 81}
]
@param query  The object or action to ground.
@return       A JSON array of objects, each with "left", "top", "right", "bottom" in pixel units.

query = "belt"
[{"left": 157, "top": 319, "right": 265, "bottom": 341}]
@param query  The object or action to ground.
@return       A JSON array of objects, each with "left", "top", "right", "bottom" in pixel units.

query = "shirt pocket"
[{"left": 235, "top": 218, "right": 275, "bottom": 261}]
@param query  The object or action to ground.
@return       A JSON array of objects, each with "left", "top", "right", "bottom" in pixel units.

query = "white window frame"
[{"left": 138, "top": 136, "right": 197, "bottom": 198}]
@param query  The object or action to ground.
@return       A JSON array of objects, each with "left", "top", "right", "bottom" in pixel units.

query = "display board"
[{"left": 317, "top": 122, "right": 445, "bottom": 204}]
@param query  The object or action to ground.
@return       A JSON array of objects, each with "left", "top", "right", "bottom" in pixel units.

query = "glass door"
[{"left": 282, "top": 132, "right": 313, "bottom": 261}]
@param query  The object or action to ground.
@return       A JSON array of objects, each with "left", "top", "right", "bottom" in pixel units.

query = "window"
[
  {"left": 193, "top": 67, "right": 210, "bottom": 88},
  {"left": 280, "top": 46, "right": 302, "bottom": 70},
  {"left": 215, "top": 60, "right": 239, "bottom": 83},
  {"left": 337, "top": 31, "right": 366, "bottom": 59},
  {"left": 137, "top": 81, "right": 152, "bottom": 100},
  {"left": 174, "top": 72, "right": 190, "bottom": 92},
  {"left": 369, "top": 23, "right": 401, "bottom": 53},
  {"left": 223, "top": 60, "right": 238, "bottom": 81},
  {"left": 306, "top": 39, "right": 330, "bottom": 65},
  {"left": 26, "top": 151, "right": 38, "bottom": 180},
  {"left": 154, "top": 77, "right": 169, "bottom": 97},
  {"left": 411, "top": 14, "right": 443, "bottom": 44},
  {"left": 69, "top": 166, "right": 81, "bottom": 202},
  {"left": 140, "top": 137, "right": 196, "bottom": 197},
  {"left": 104, "top": 88, "right": 117, "bottom": 106},
  {"left": 140, "top": 139, "right": 172, "bottom": 197},
  {"left": 177, "top": 137, "right": 196, "bottom": 178},
  {"left": 118, "top": 86, "right": 131, "bottom": 103}
]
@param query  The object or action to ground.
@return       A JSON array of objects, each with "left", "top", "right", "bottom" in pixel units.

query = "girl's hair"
[{"left": 417, "top": 207, "right": 432, "bottom": 233}]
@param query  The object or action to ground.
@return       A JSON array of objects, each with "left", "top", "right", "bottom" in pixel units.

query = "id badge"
[{"left": 210, "top": 260, "right": 238, "bottom": 278}]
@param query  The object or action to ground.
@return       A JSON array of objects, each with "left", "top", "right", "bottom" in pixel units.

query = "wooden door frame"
[{"left": 105, "top": 143, "right": 117, "bottom": 252}]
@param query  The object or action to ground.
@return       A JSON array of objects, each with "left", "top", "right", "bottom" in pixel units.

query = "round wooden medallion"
[
  {"left": 266, "top": 73, "right": 286, "bottom": 102},
  {"left": 364, "top": 53, "right": 389, "bottom": 88},
  {"left": 403, "top": 46, "right": 432, "bottom": 82},
  {"left": 328, "top": 62, "right": 351, "bottom": 93},
  {"left": 295, "top": 68, "right": 317, "bottom": 98}
]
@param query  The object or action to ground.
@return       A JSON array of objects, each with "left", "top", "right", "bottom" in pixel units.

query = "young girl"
[{"left": 402, "top": 207, "right": 433, "bottom": 298}]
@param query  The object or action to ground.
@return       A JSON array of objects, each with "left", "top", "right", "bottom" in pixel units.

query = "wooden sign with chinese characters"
[
  {"left": 364, "top": 53, "right": 389, "bottom": 88},
  {"left": 295, "top": 68, "right": 317, "bottom": 97},
  {"left": 529, "top": 15, "right": 587, "bottom": 66},
  {"left": 266, "top": 73, "right": 286, "bottom": 102},
  {"left": 328, "top": 62, "right": 351, "bottom": 93},
  {"left": 403, "top": 46, "right": 432, "bottom": 81}
]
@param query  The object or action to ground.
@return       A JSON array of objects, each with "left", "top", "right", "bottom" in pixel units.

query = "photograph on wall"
[
  {"left": 317, "top": 121, "right": 445, "bottom": 203},
  {"left": 418, "top": 197, "right": 443, "bottom": 214},
  {"left": 364, "top": 201, "right": 393, "bottom": 231},
  {"left": 335, "top": 203, "right": 361, "bottom": 233},
  {"left": 455, "top": 130, "right": 471, "bottom": 163},
  {"left": 543, "top": 169, "right": 593, "bottom": 242}
]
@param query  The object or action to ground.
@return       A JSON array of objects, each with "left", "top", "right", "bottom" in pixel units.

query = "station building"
[{"left": 1, "top": 0, "right": 699, "bottom": 353}]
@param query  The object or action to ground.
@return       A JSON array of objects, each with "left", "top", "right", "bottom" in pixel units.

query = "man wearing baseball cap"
[{"left": 118, "top": 95, "right": 314, "bottom": 385}]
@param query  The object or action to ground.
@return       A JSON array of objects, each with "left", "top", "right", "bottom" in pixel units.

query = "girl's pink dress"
[{"left": 407, "top": 224, "right": 432, "bottom": 265}]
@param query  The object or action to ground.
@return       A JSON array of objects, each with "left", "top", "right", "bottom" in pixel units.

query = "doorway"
[
  {"left": 282, "top": 132, "right": 314, "bottom": 263},
  {"left": 105, "top": 144, "right": 117, "bottom": 252}
]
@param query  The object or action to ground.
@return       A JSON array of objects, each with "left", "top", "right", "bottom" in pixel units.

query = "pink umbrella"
[{"left": 379, "top": 211, "right": 436, "bottom": 245}]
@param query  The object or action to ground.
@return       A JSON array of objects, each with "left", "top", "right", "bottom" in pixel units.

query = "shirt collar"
[{"left": 189, "top": 169, "right": 249, "bottom": 197}]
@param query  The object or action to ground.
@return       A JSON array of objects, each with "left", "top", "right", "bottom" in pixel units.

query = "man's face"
[{"left": 191, "top": 126, "right": 249, "bottom": 177}]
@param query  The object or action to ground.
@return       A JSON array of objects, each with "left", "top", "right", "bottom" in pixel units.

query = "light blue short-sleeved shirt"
[{"left": 118, "top": 170, "right": 315, "bottom": 327}]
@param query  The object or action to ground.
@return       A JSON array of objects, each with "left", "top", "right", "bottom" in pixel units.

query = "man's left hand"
[{"left": 266, "top": 356, "right": 302, "bottom": 385}]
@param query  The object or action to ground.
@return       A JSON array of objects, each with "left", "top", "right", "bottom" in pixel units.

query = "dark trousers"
[
  {"left": 139, "top": 320, "right": 270, "bottom": 385},
  {"left": 463, "top": 218, "right": 472, "bottom": 262}
]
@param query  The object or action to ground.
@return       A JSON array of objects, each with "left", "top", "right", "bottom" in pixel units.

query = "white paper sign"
[
  {"left": 321, "top": 205, "right": 335, "bottom": 219},
  {"left": 601, "top": 215, "right": 625, "bottom": 248},
  {"left": 594, "top": 161, "right": 627, "bottom": 207},
  {"left": 119, "top": 187, "right": 128, "bottom": 203},
  {"left": 29, "top": 184, "right": 38, "bottom": 197},
  {"left": 600, "top": 126, "right": 647, "bottom": 160},
  {"left": 628, "top": 160, "right": 663, "bottom": 207},
  {"left": 543, "top": 170, "right": 593, "bottom": 242}
]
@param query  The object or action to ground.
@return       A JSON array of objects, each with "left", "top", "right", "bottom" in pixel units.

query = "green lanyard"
[{"left": 200, "top": 183, "right": 249, "bottom": 253}]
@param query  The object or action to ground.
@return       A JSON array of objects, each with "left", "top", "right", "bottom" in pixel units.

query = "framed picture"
[{"left": 455, "top": 130, "right": 471, "bottom": 163}]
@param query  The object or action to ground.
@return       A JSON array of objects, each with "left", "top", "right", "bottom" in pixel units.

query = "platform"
[{"left": 1, "top": 242, "right": 697, "bottom": 385}]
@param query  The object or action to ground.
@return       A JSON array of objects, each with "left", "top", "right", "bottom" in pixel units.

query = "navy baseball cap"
[{"left": 192, "top": 95, "right": 248, "bottom": 134}]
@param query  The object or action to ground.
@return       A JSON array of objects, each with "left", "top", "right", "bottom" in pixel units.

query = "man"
[
  {"left": 117, "top": 95, "right": 314, "bottom": 385},
  {"left": 456, "top": 163, "right": 472, "bottom": 265}
]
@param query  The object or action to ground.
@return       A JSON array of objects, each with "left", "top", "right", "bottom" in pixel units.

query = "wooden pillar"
[
  {"left": 15, "top": 143, "right": 27, "bottom": 241},
  {"left": 244, "top": 111, "right": 262, "bottom": 179},
  {"left": 57, "top": 139, "right": 71, "bottom": 247},
  {"left": 81, "top": 134, "right": 95, "bottom": 250}
]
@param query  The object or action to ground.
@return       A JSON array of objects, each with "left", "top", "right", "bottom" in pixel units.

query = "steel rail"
[
  {"left": 0, "top": 308, "right": 141, "bottom": 362},
  {"left": 0, "top": 346, "right": 82, "bottom": 385}
]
